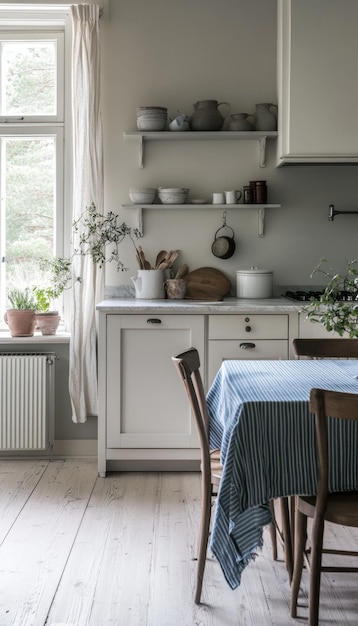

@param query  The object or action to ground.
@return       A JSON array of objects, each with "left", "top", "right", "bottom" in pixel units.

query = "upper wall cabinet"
[{"left": 277, "top": 0, "right": 358, "bottom": 165}]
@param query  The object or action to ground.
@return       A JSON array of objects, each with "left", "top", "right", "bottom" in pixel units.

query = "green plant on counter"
[
  {"left": 7, "top": 287, "right": 37, "bottom": 310},
  {"left": 73, "top": 202, "right": 142, "bottom": 271},
  {"left": 303, "top": 258, "right": 358, "bottom": 338}
]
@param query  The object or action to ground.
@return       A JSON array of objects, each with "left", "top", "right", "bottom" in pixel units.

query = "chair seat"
[{"left": 298, "top": 491, "right": 358, "bottom": 526}]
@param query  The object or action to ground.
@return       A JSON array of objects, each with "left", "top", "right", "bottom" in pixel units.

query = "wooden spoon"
[
  {"left": 155, "top": 250, "right": 167, "bottom": 269},
  {"left": 175, "top": 263, "right": 189, "bottom": 279},
  {"left": 167, "top": 250, "right": 179, "bottom": 267}
]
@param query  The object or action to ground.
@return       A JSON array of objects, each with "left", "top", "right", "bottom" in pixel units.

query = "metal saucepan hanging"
[{"left": 211, "top": 211, "right": 236, "bottom": 259}]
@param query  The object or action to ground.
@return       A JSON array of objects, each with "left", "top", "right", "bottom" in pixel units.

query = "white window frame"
[{"left": 0, "top": 5, "right": 73, "bottom": 329}]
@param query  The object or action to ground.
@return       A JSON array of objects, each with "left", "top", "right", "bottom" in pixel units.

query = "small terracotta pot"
[
  {"left": 4, "top": 309, "right": 36, "bottom": 337},
  {"left": 35, "top": 312, "right": 60, "bottom": 335}
]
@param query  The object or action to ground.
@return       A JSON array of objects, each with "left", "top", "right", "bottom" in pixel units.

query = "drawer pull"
[
  {"left": 239, "top": 342, "right": 256, "bottom": 350},
  {"left": 147, "top": 318, "right": 162, "bottom": 324},
  {"left": 245, "top": 326, "right": 252, "bottom": 332}
]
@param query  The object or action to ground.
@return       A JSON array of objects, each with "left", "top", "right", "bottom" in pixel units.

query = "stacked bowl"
[
  {"left": 137, "top": 106, "right": 168, "bottom": 131},
  {"left": 129, "top": 188, "right": 157, "bottom": 204},
  {"left": 158, "top": 187, "right": 190, "bottom": 204}
]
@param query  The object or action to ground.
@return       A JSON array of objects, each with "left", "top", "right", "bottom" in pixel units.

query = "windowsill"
[{"left": 0, "top": 330, "right": 70, "bottom": 344}]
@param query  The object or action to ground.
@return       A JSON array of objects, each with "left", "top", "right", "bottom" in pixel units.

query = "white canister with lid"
[{"left": 236, "top": 266, "right": 273, "bottom": 299}]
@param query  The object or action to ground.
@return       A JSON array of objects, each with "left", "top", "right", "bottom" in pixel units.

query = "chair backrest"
[
  {"left": 293, "top": 338, "right": 358, "bottom": 359},
  {"left": 172, "top": 348, "right": 211, "bottom": 477},
  {"left": 309, "top": 388, "right": 358, "bottom": 513}
]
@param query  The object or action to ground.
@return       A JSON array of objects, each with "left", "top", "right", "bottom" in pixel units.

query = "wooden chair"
[
  {"left": 292, "top": 338, "right": 358, "bottom": 359},
  {"left": 172, "top": 347, "right": 278, "bottom": 602},
  {"left": 172, "top": 348, "right": 222, "bottom": 604},
  {"left": 290, "top": 388, "right": 358, "bottom": 625},
  {"left": 275, "top": 338, "right": 358, "bottom": 580}
]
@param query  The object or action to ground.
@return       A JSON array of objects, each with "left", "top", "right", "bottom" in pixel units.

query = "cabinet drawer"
[
  {"left": 208, "top": 339, "right": 288, "bottom": 386},
  {"left": 208, "top": 314, "right": 288, "bottom": 339}
]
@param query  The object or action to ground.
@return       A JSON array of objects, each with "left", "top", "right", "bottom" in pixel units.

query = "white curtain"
[{"left": 69, "top": 4, "right": 104, "bottom": 423}]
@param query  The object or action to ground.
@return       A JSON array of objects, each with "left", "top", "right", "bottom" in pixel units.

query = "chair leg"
[
  {"left": 290, "top": 509, "right": 307, "bottom": 618},
  {"left": 195, "top": 477, "right": 212, "bottom": 604},
  {"left": 280, "top": 497, "right": 294, "bottom": 581},
  {"left": 308, "top": 517, "right": 325, "bottom": 626},
  {"left": 269, "top": 500, "right": 278, "bottom": 560}
]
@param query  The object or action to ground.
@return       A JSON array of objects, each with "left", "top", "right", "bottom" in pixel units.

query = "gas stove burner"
[
  {"left": 284, "top": 289, "right": 358, "bottom": 302},
  {"left": 284, "top": 290, "right": 324, "bottom": 302}
]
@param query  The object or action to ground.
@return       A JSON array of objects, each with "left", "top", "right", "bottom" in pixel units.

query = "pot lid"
[{"left": 236, "top": 266, "right": 273, "bottom": 275}]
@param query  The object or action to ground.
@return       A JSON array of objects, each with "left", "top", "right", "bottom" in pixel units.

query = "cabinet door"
[
  {"left": 106, "top": 314, "right": 204, "bottom": 448},
  {"left": 278, "top": 0, "right": 358, "bottom": 163}
]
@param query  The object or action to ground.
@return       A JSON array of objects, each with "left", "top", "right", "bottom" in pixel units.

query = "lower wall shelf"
[{"left": 121, "top": 203, "right": 281, "bottom": 237}]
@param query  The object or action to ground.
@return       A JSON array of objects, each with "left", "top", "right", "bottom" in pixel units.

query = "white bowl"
[
  {"left": 129, "top": 188, "right": 157, "bottom": 204},
  {"left": 137, "top": 118, "right": 167, "bottom": 131},
  {"left": 158, "top": 188, "right": 190, "bottom": 204}
]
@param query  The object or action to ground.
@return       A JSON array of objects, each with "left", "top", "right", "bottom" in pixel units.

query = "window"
[{"left": 0, "top": 8, "right": 71, "bottom": 321}]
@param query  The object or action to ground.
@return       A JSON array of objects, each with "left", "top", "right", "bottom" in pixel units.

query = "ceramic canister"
[{"left": 236, "top": 267, "right": 273, "bottom": 299}]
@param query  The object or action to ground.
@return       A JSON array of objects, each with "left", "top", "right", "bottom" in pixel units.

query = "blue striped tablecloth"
[{"left": 206, "top": 359, "right": 358, "bottom": 589}]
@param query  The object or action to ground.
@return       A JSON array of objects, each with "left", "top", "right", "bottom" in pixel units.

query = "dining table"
[{"left": 206, "top": 358, "right": 358, "bottom": 590}]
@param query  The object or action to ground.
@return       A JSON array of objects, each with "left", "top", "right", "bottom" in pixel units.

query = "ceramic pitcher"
[
  {"left": 255, "top": 103, "right": 278, "bottom": 131},
  {"left": 189, "top": 100, "right": 231, "bottom": 131},
  {"left": 131, "top": 269, "right": 165, "bottom": 299},
  {"left": 229, "top": 113, "right": 255, "bottom": 131}
]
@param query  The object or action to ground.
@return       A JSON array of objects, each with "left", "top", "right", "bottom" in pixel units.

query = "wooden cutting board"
[{"left": 185, "top": 267, "right": 231, "bottom": 301}]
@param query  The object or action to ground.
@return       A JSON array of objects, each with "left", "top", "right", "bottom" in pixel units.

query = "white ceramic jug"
[{"left": 131, "top": 269, "right": 165, "bottom": 299}]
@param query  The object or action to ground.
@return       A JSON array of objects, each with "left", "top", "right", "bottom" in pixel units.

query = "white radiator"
[{"left": 0, "top": 353, "right": 55, "bottom": 451}]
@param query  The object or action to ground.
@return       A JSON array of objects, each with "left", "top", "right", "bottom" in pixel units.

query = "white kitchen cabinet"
[
  {"left": 208, "top": 314, "right": 289, "bottom": 385},
  {"left": 277, "top": 0, "right": 358, "bottom": 165},
  {"left": 98, "top": 313, "right": 204, "bottom": 476}
]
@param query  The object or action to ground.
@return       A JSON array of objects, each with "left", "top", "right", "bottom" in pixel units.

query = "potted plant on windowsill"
[
  {"left": 5, "top": 288, "right": 37, "bottom": 337},
  {"left": 32, "top": 257, "right": 74, "bottom": 335},
  {"left": 303, "top": 258, "right": 358, "bottom": 338}
]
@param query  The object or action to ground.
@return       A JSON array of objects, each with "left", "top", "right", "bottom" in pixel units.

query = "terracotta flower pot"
[
  {"left": 4, "top": 309, "right": 36, "bottom": 337},
  {"left": 35, "top": 312, "right": 60, "bottom": 336}
]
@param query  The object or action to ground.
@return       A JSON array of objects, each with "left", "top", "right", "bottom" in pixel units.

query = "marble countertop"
[{"left": 96, "top": 296, "right": 302, "bottom": 314}]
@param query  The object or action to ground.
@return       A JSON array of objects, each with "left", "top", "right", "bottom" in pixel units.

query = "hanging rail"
[{"left": 329, "top": 204, "right": 358, "bottom": 221}]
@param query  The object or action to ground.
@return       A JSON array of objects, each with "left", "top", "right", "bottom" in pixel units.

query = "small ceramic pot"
[{"left": 165, "top": 279, "right": 187, "bottom": 299}]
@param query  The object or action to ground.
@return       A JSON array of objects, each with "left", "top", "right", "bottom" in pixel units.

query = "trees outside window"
[{"left": 0, "top": 28, "right": 67, "bottom": 318}]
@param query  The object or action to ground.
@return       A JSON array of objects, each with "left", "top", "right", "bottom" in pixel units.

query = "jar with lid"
[
  {"left": 254, "top": 181, "right": 267, "bottom": 204},
  {"left": 243, "top": 185, "right": 254, "bottom": 204}
]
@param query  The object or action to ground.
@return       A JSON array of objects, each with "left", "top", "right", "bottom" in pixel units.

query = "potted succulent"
[
  {"left": 5, "top": 287, "right": 37, "bottom": 337},
  {"left": 303, "top": 258, "right": 358, "bottom": 338}
]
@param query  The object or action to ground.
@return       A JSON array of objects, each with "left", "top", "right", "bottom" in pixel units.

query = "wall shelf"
[
  {"left": 121, "top": 203, "right": 281, "bottom": 238},
  {"left": 123, "top": 131, "right": 278, "bottom": 168}
]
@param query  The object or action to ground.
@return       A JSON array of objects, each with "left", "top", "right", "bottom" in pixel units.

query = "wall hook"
[{"left": 329, "top": 203, "right": 358, "bottom": 221}]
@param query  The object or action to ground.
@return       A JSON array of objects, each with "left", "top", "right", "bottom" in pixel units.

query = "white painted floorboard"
[{"left": 0, "top": 460, "right": 357, "bottom": 625}]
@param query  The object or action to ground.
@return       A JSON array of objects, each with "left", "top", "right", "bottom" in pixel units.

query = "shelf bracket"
[
  {"left": 259, "top": 136, "right": 267, "bottom": 168},
  {"left": 138, "top": 135, "right": 144, "bottom": 168},
  {"left": 258, "top": 207, "right": 265, "bottom": 237},
  {"left": 136, "top": 207, "right": 143, "bottom": 235},
  {"left": 328, "top": 203, "right": 358, "bottom": 221}
]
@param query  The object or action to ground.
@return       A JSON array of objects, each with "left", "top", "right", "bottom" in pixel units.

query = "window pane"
[
  {"left": 1, "top": 136, "right": 56, "bottom": 303},
  {"left": 1, "top": 41, "right": 56, "bottom": 116}
]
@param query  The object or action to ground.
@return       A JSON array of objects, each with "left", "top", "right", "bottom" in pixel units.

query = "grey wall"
[{"left": 101, "top": 0, "right": 358, "bottom": 289}]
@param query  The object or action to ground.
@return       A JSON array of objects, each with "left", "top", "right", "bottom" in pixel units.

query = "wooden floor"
[{"left": 0, "top": 459, "right": 358, "bottom": 625}]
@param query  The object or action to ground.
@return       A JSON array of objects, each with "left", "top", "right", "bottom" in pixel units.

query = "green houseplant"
[
  {"left": 5, "top": 287, "right": 37, "bottom": 337},
  {"left": 303, "top": 258, "right": 358, "bottom": 338},
  {"left": 31, "top": 257, "right": 73, "bottom": 335},
  {"left": 73, "top": 203, "right": 142, "bottom": 271}
]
